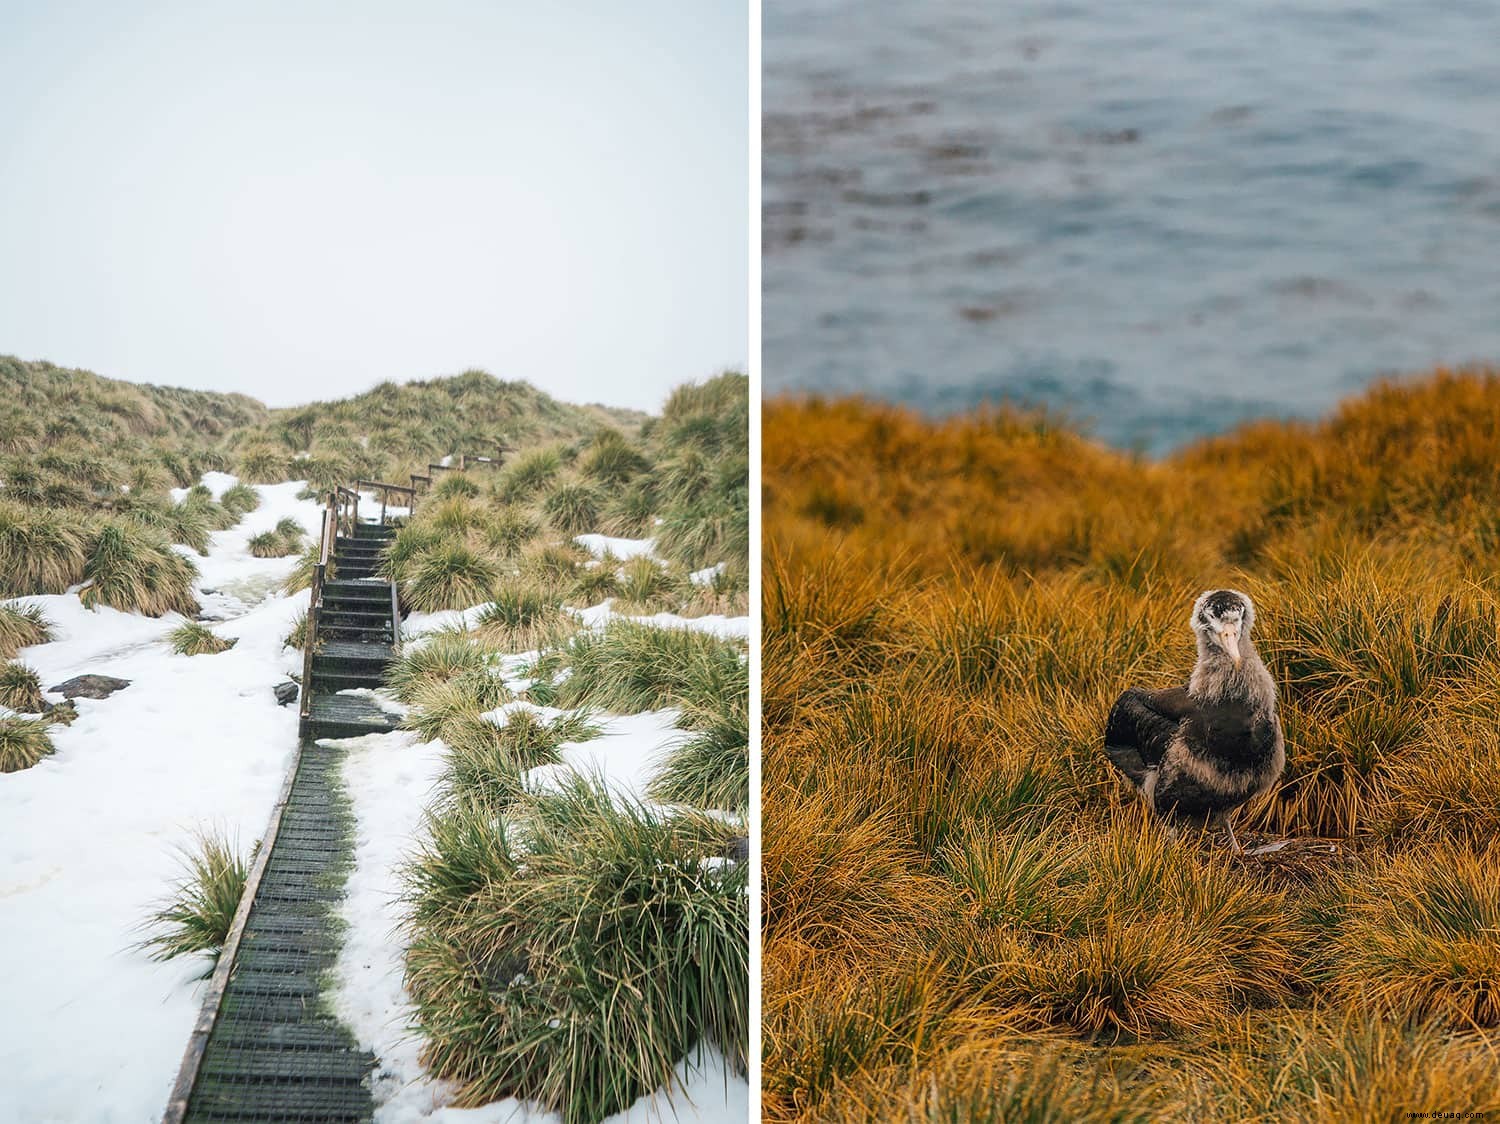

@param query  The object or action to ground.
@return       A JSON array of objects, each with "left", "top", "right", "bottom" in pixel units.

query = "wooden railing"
[
  {"left": 405, "top": 448, "right": 506, "bottom": 498},
  {"left": 355, "top": 479, "right": 418, "bottom": 523},
  {"left": 298, "top": 496, "right": 337, "bottom": 728},
  {"left": 334, "top": 486, "right": 360, "bottom": 538}
]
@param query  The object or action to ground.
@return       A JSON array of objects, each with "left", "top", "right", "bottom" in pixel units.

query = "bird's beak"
[{"left": 1216, "top": 623, "right": 1242, "bottom": 665}]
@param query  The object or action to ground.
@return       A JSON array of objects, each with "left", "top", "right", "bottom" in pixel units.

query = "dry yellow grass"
[{"left": 763, "top": 367, "right": 1500, "bottom": 1120}]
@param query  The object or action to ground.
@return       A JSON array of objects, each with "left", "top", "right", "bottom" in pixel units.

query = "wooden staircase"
[
  {"left": 299, "top": 500, "right": 401, "bottom": 742},
  {"left": 165, "top": 483, "right": 414, "bottom": 1124}
]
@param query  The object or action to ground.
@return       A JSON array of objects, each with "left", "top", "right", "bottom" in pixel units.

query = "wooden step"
[
  {"left": 319, "top": 608, "right": 390, "bottom": 627},
  {"left": 305, "top": 693, "right": 401, "bottom": 740},
  {"left": 322, "top": 579, "right": 392, "bottom": 600},
  {"left": 319, "top": 624, "right": 391, "bottom": 643}
]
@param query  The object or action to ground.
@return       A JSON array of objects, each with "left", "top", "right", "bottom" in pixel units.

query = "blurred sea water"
[{"left": 763, "top": 0, "right": 1500, "bottom": 452}]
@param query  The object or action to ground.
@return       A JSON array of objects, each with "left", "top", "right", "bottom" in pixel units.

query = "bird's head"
[{"left": 1192, "top": 589, "right": 1254, "bottom": 666}]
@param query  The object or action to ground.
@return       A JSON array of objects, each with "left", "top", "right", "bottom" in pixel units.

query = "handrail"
[
  {"left": 355, "top": 479, "right": 417, "bottom": 496},
  {"left": 354, "top": 478, "right": 418, "bottom": 524},
  {"left": 334, "top": 486, "right": 360, "bottom": 538},
  {"left": 298, "top": 498, "right": 336, "bottom": 728}
]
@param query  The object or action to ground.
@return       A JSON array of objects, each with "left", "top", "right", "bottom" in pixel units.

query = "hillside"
[
  {"left": 0, "top": 355, "right": 266, "bottom": 488},
  {"left": 0, "top": 357, "right": 718, "bottom": 605},
  {"left": 227, "top": 369, "right": 649, "bottom": 491}
]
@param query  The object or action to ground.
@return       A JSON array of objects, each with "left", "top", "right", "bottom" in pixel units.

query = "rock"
[
  {"left": 718, "top": 834, "right": 750, "bottom": 865},
  {"left": 49, "top": 674, "right": 131, "bottom": 700},
  {"left": 273, "top": 681, "right": 299, "bottom": 707}
]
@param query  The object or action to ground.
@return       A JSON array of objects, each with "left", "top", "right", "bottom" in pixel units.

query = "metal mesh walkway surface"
[
  {"left": 175, "top": 745, "right": 374, "bottom": 1122},
  {"left": 164, "top": 514, "right": 403, "bottom": 1123}
]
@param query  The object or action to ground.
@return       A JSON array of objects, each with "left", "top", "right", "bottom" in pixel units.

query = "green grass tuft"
[
  {"left": 387, "top": 632, "right": 494, "bottom": 703},
  {"left": 475, "top": 585, "right": 578, "bottom": 651},
  {"left": 140, "top": 831, "right": 249, "bottom": 966},
  {"left": 0, "top": 602, "right": 53, "bottom": 659},
  {"left": 406, "top": 544, "right": 500, "bottom": 612},
  {"left": 0, "top": 661, "right": 44, "bottom": 712},
  {"left": 543, "top": 481, "right": 603, "bottom": 535},
  {"left": 404, "top": 776, "right": 748, "bottom": 1122},
  {"left": 0, "top": 715, "right": 55, "bottom": 772},
  {"left": 0, "top": 502, "right": 91, "bottom": 596},
  {"left": 168, "top": 621, "right": 236, "bottom": 656},
  {"left": 554, "top": 621, "right": 746, "bottom": 716},
  {"left": 79, "top": 521, "right": 199, "bottom": 617},
  {"left": 219, "top": 482, "right": 260, "bottom": 516}
]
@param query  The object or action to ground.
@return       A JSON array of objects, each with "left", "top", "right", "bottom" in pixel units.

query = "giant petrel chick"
[{"left": 1103, "top": 589, "right": 1284, "bottom": 852}]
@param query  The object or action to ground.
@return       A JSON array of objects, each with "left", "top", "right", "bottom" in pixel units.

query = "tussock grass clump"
[
  {"left": 615, "top": 556, "right": 686, "bottom": 614},
  {"left": 602, "top": 479, "right": 656, "bottom": 537},
  {"left": 521, "top": 541, "right": 588, "bottom": 590},
  {"left": 168, "top": 621, "right": 236, "bottom": 656},
  {"left": 247, "top": 531, "right": 289, "bottom": 558},
  {"left": 495, "top": 444, "right": 562, "bottom": 504},
  {"left": 402, "top": 673, "right": 510, "bottom": 744},
  {"left": 553, "top": 621, "right": 745, "bottom": 716},
  {"left": 0, "top": 662, "right": 45, "bottom": 712},
  {"left": 218, "top": 482, "right": 259, "bottom": 517},
  {"left": 1335, "top": 845, "right": 1500, "bottom": 1027},
  {"left": 568, "top": 564, "right": 622, "bottom": 607},
  {"left": 426, "top": 496, "right": 491, "bottom": 538},
  {"left": 281, "top": 541, "right": 329, "bottom": 594},
  {"left": 180, "top": 485, "right": 237, "bottom": 531},
  {"left": 474, "top": 585, "right": 577, "bottom": 651},
  {"left": 0, "top": 502, "right": 91, "bottom": 596},
  {"left": 381, "top": 524, "right": 443, "bottom": 584},
  {"left": 282, "top": 610, "right": 308, "bottom": 651},
  {"left": 406, "top": 545, "right": 499, "bottom": 613},
  {"left": 580, "top": 428, "right": 648, "bottom": 485},
  {"left": 387, "top": 632, "right": 494, "bottom": 703},
  {"left": 762, "top": 369, "right": 1500, "bottom": 1120},
  {"left": 542, "top": 481, "right": 602, "bottom": 535},
  {"left": 432, "top": 472, "right": 480, "bottom": 501},
  {"left": 140, "top": 831, "right": 248, "bottom": 966},
  {"left": 815, "top": 1043, "right": 1172, "bottom": 1124},
  {"left": 121, "top": 497, "right": 214, "bottom": 554},
  {"left": 441, "top": 709, "right": 601, "bottom": 809},
  {"left": 249, "top": 517, "right": 305, "bottom": 558},
  {"left": 480, "top": 506, "right": 541, "bottom": 558},
  {"left": 404, "top": 777, "right": 748, "bottom": 1123},
  {"left": 0, "top": 601, "right": 53, "bottom": 658},
  {"left": 80, "top": 521, "right": 199, "bottom": 617},
  {"left": 648, "top": 686, "right": 748, "bottom": 811},
  {"left": 236, "top": 444, "right": 289, "bottom": 484},
  {"left": 0, "top": 715, "right": 56, "bottom": 772}
]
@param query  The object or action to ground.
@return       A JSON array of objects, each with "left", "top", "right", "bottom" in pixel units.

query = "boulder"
[
  {"left": 49, "top": 674, "right": 131, "bottom": 700},
  {"left": 273, "top": 681, "right": 300, "bottom": 707}
]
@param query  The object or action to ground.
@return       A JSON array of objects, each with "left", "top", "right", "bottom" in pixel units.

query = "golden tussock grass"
[{"left": 763, "top": 368, "right": 1500, "bottom": 1120}]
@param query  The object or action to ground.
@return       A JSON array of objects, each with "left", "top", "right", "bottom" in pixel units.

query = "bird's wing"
[
  {"left": 1103, "top": 685, "right": 1194, "bottom": 788},
  {"left": 1143, "top": 685, "right": 1194, "bottom": 722}
]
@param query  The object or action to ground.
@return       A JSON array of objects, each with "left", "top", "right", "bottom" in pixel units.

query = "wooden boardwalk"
[{"left": 165, "top": 511, "right": 404, "bottom": 1123}]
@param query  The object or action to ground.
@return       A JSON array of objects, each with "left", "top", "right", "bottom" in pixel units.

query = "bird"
[{"left": 1102, "top": 589, "right": 1284, "bottom": 853}]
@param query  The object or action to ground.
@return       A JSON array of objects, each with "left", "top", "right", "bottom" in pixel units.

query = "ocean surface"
[{"left": 763, "top": 0, "right": 1500, "bottom": 452}]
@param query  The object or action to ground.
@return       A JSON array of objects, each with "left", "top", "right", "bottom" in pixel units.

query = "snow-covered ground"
[
  {"left": 0, "top": 514, "right": 748, "bottom": 1124},
  {"left": 333, "top": 532, "right": 750, "bottom": 1124},
  {"left": 0, "top": 479, "right": 322, "bottom": 1124}
]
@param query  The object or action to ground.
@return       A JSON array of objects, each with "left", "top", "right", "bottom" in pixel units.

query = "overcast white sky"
[{"left": 0, "top": 2, "right": 747, "bottom": 411}]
